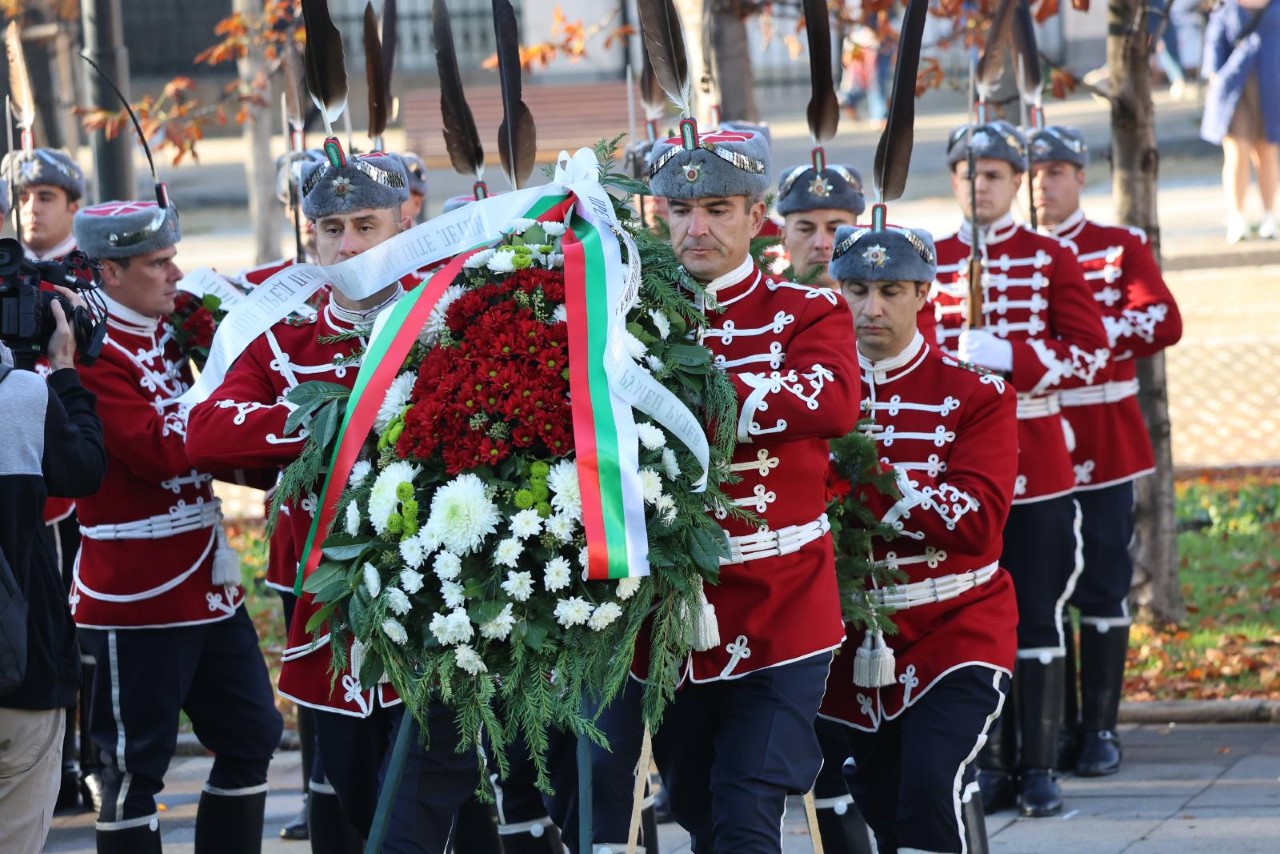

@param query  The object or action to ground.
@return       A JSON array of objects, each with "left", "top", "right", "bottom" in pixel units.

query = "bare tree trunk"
[
  {"left": 236, "top": 0, "right": 278, "bottom": 265},
  {"left": 708, "top": 0, "right": 758, "bottom": 122},
  {"left": 1108, "top": 0, "right": 1184, "bottom": 624}
]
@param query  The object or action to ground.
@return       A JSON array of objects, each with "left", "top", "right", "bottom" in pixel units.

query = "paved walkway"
[{"left": 45, "top": 722, "right": 1280, "bottom": 852}]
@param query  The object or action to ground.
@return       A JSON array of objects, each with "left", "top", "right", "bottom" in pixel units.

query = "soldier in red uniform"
[
  {"left": 1029, "top": 125, "right": 1183, "bottom": 777},
  {"left": 929, "top": 121, "right": 1110, "bottom": 817},
  {"left": 820, "top": 217, "right": 1020, "bottom": 854},
  {"left": 641, "top": 122, "right": 860, "bottom": 850},
  {"left": 69, "top": 199, "right": 284, "bottom": 853},
  {"left": 186, "top": 145, "right": 477, "bottom": 853},
  {"left": 776, "top": 156, "right": 865, "bottom": 288}
]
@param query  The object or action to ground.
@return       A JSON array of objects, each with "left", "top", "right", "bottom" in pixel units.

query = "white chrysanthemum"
[
  {"left": 546, "top": 513, "right": 576, "bottom": 544},
  {"left": 639, "top": 468, "right": 664, "bottom": 504},
  {"left": 494, "top": 537, "right": 524, "bottom": 568},
  {"left": 375, "top": 372, "right": 416, "bottom": 433},
  {"left": 487, "top": 249, "right": 518, "bottom": 273},
  {"left": 385, "top": 587, "right": 412, "bottom": 616},
  {"left": 510, "top": 509, "right": 543, "bottom": 539},
  {"left": 454, "top": 644, "right": 488, "bottom": 674},
  {"left": 368, "top": 461, "right": 421, "bottom": 535},
  {"left": 382, "top": 618, "right": 408, "bottom": 645},
  {"left": 348, "top": 460, "right": 373, "bottom": 488},
  {"left": 661, "top": 448, "right": 681, "bottom": 481},
  {"left": 551, "top": 304, "right": 568, "bottom": 324},
  {"left": 463, "top": 248, "right": 495, "bottom": 269},
  {"left": 546, "top": 460, "right": 582, "bottom": 521},
  {"left": 505, "top": 217, "right": 536, "bottom": 234},
  {"left": 362, "top": 562, "right": 381, "bottom": 598},
  {"left": 400, "top": 568, "right": 425, "bottom": 595},
  {"left": 434, "top": 551, "right": 462, "bottom": 581},
  {"left": 546, "top": 253, "right": 564, "bottom": 269},
  {"left": 501, "top": 570, "right": 535, "bottom": 602},
  {"left": 621, "top": 329, "right": 648, "bottom": 361},
  {"left": 554, "top": 596, "right": 593, "bottom": 628},
  {"left": 578, "top": 547, "right": 590, "bottom": 569},
  {"left": 421, "top": 284, "right": 468, "bottom": 346},
  {"left": 480, "top": 603, "right": 516, "bottom": 641},
  {"left": 429, "top": 608, "right": 473, "bottom": 645},
  {"left": 655, "top": 494, "right": 677, "bottom": 523},
  {"left": 423, "top": 473, "right": 501, "bottom": 555},
  {"left": 588, "top": 602, "right": 623, "bottom": 631},
  {"left": 645, "top": 355, "right": 664, "bottom": 373},
  {"left": 636, "top": 423, "right": 666, "bottom": 451},
  {"left": 345, "top": 500, "right": 362, "bottom": 536},
  {"left": 541, "top": 221, "right": 567, "bottom": 238},
  {"left": 441, "top": 580, "right": 467, "bottom": 609},
  {"left": 649, "top": 309, "right": 671, "bottom": 339},
  {"left": 616, "top": 576, "right": 643, "bottom": 600},
  {"left": 399, "top": 535, "right": 427, "bottom": 569},
  {"left": 544, "top": 556, "right": 572, "bottom": 592}
]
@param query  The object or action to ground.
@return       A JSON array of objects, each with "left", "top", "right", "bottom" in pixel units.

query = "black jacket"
[{"left": 0, "top": 366, "right": 105, "bottom": 709}]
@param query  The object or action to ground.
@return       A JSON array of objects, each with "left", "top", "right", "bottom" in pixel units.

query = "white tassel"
[
  {"left": 211, "top": 525, "right": 241, "bottom": 586},
  {"left": 689, "top": 583, "right": 720, "bottom": 652},
  {"left": 852, "top": 628, "right": 896, "bottom": 688}
]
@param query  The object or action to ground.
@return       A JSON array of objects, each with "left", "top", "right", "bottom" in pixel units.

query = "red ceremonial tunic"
[
  {"left": 1044, "top": 211, "right": 1183, "bottom": 490},
  {"left": 819, "top": 334, "right": 1019, "bottom": 731},
  {"left": 186, "top": 299, "right": 400, "bottom": 716},
  {"left": 637, "top": 255, "right": 860, "bottom": 683},
  {"left": 929, "top": 216, "right": 1110, "bottom": 504},
  {"left": 71, "top": 298, "right": 245, "bottom": 629}
]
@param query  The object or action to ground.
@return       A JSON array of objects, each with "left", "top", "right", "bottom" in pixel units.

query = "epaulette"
[
  {"left": 284, "top": 314, "right": 317, "bottom": 327},
  {"left": 942, "top": 354, "right": 995, "bottom": 377}
]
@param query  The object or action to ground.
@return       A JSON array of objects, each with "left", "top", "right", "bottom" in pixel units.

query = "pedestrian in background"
[{"left": 1200, "top": 0, "right": 1280, "bottom": 243}]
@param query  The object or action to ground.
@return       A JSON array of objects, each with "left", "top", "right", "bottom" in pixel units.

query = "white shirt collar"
[
  {"left": 858, "top": 331, "right": 927, "bottom": 385},
  {"left": 325, "top": 284, "right": 405, "bottom": 332},
  {"left": 958, "top": 213, "right": 1018, "bottom": 247},
  {"left": 702, "top": 255, "right": 756, "bottom": 296},
  {"left": 23, "top": 234, "right": 77, "bottom": 263},
  {"left": 1043, "top": 208, "right": 1087, "bottom": 240},
  {"left": 102, "top": 292, "right": 161, "bottom": 336}
]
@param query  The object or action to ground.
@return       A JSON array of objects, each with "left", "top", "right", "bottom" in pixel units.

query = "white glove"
[{"left": 957, "top": 328, "right": 1013, "bottom": 373}]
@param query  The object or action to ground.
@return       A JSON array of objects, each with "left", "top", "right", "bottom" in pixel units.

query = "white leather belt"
[
  {"left": 80, "top": 499, "right": 221, "bottom": 541},
  {"left": 721, "top": 513, "right": 830, "bottom": 565},
  {"left": 1059, "top": 378, "right": 1140, "bottom": 407},
  {"left": 1016, "top": 393, "right": 1061, "bottom": 420},
  {"left": 870, "top": 562, "right": 999, "bottom": 610}
]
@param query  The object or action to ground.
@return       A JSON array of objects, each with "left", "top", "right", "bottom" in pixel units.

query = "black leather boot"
[
  {"left": 308, "top": 791, "right": 365, "bottom": 854},
  {"left": 97, "top": 822, "right": 162, "bottom": 853},
  {"left": 976, "top": 690, "right": 1018, "bottom": 814},
  {"left": 962, "top": 794, "right": 990, "bottom": 854},
  {"left": 1076, "top": 620, "right": 1129, "bottom": 777},
  {"left": 194, "top": 789, "right": 268, "bottom": 854},
  {"left": 814, "top": 797, "right": 875, "bottom": 854},
  {"left": 55, "top": 705, "right": 82, "bottom": 812},
  {"left": 1016, "top": 657, "right": 1065, "bottom": 817},
  {"left": 1057, "top": 618, "right": 1082, "bottom": 772},
  {"left": 78, "top": 651, "right": 105, "bottom": 813}
]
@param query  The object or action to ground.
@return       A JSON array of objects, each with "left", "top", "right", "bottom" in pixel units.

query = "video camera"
[{"left": 0, "top": 237, "right": 107, "bottom": 371}]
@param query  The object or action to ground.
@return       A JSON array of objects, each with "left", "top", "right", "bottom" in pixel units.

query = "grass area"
[{"left": 1125, "top": 472, "right": 1280, "bottom": 701}]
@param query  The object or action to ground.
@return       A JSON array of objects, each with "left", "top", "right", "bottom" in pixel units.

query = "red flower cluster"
[
  {"left": 169, "top": 292, "right": 220, "bottom": 369},
  {"left": 397, "top": 269, "right": 574, "bottom": 473}
]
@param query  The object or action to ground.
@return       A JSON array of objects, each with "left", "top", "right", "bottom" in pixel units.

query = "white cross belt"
[
  {"left": 1059, "top": 378, "right": 1140, "bottom": 407},
  {"left": 1015, "top": 393, "right": 1061, "bottom": 420},
  {"left": 870, "top": 562, "right": 999, "bottom": 610},
  {"left": 80, "top": 499, "right": 221, "bottom": 541},
  {"left": 721, "top": 513, "right": 830, "bottom": 565}
]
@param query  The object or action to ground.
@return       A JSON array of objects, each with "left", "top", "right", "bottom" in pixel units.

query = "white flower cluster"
[{"left": 375, "top": 372, "right": 416, "bottom": 433}]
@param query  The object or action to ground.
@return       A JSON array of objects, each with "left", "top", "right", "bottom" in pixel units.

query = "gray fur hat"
[
  {"left": 829, "top": 223, "right": 937, "bottom": 285},
  {"left": 301, "top": 144, "right": 409, "bottom": 219},
  {"left": 1, "top": 148, "right": 86, "bottom": 200},
  {"left": 946, "top": 121, "right": 1028, "bottom": 173},
  {"left": 718, "top": 120, "right": 772, "bottom": 148},
  {"left": 1028, "top": 125, "right": 1089, "bottom": 168},
  {"left": 776, "top": 157, "right": 866, "bottom": 217},
  {"left": 275, "top": 149, "right": 326, "bottom": 204},
  {"left": 648, "top": 120, "right": 771, "bottom": 200},
  {"left": 397, "top": 153, "right": 428, "bottom": 196},
  {"left": 74, "top": 200, "right": 182, "bottom": 260}
]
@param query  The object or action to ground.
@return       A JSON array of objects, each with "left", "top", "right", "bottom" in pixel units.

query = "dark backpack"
[{"left": 0, "top": 363, "right": 30, "bottom": 696}]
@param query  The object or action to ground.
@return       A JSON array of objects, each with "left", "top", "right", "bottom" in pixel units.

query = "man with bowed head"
[
  {"left": 775, "top": 157, "right": 866, "bottom": 288},
  {"left": 640, "top": 122, "right": 860, "bottom": 851}
]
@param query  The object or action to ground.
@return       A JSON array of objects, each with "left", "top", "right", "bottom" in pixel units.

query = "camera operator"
[{"left": 0, "top": 287, "right": 105, "bottom": 852}]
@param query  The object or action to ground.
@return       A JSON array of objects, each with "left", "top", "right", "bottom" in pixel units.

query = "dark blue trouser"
[
  {"left": 544, "top": 676, "right": 649, "bottom": 850},
  {"left": 313, "top": 701, "right": 478, "bottom": 853},
  {"left": 1070, "top": 482, "right": 1137, "bottom": 620},
  {"left": 79, "top": 606, "right": 283, "bottom": 829},
  {"left": 651, "top": 653, "right": 832, "bottom": 854},
  {"left": 840, "top": 667, "right": 1008, "bottom": 854},
  {"left": 1001, "top": 496, "right": 1082, "bottom": 656}
]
